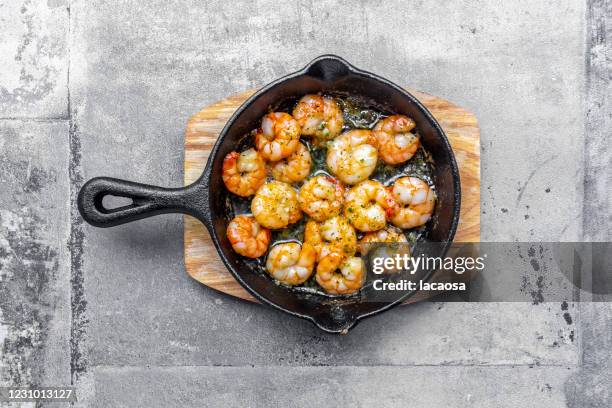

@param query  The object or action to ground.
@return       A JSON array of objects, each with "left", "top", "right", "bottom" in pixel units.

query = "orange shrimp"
[
  {"left": 292, "top": 94, "right": 344, "bottom": 143},
  {"left": 316, "top": 252, "right": 365, "bottom": 295},
  {"left": 226, "top": 215, "right": 271, "bottom": 258},
  {"left": 222, "top": 148, "right": 266, "bottom": 197},
  {"left": 373, "top": 115, "right": 419, "bottom": 165},
  {"left": 389, "top": 176, "right": 436, "bottom": 229},
  {"left": 255, "top": 112, "right": 301, "bottom": 161}
]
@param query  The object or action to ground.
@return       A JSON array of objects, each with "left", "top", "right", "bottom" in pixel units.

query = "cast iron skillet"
[{"left": 78, "top": 55, "right": 461, "bottom": 334}]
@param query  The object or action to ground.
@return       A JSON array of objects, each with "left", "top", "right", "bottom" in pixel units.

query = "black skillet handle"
[{"left": 77, "top": 176, "right": 210, "bottom": 228}]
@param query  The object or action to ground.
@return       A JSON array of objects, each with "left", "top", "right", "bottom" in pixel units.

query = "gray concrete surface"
[
  {"left": 0, "top": 121, "right": 71, "bottom": 391},
  {"left": 87, "top": 366, "right": 573, "bottom": 408},
  {"left": 0, "top": 0, "right": 610, "bottom": 406},
  {"left": 0, "top": 0, "right": 68, "bottom": 118}
]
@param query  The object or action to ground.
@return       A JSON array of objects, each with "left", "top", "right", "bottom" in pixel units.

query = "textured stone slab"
[
  {"left": 583, "top": 0, "right": 612, "bottom": 241},
  {"left": 87, "top": 297, "right": 579, "bottom": 366},
  {"left": 0, "top": 120, "right": 71, "bottom": 387},
  {"left": 0, "top": 1, "right": 69, "bottom": 118},
  {"left": 564, "top": 302, "right": 612, "bottom": 408},
  {"left": 82, "top": 365, "right": 573, "bottom": 408}
]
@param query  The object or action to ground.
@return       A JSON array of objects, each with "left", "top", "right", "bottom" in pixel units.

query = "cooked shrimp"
[
  {"left": 390, "top": 176, "right": 436, "bottom": 229},
  {"left": 358, "top": 225, "right": 408, "bottom": 257},
  {"left": 316, "top": 252, "right": 365, "bottom": 295},
  {"left": 304, "top": 215, "right": 357, "bottom": 260},
  {"left": 326, "top": 130, "right": 378, "bottom": 185},
  {"left": 358, "top": 225, "right": 407, "bottom": 253},
  {"left": 266, "top": 242, "right": 317, "bottom": 286},
  {"left": 255, "top": 112, "right": 301, "bottom": 161},
  {"left": 226, "top": 215, "right": 271, "bottom": 258},
  {"left": 270, "top": 142, "right": 312, "bottom": 184},
  {"left": 298, "top": 175, "right": 344, "bottom": 221},
  {"left": 292, "top": 94, "right": 344, "bottom": 142},
  {"left": 373, "top": 115, "right": 420, "bottom": 165},
  {"left": 344, "top": 180, "right": 398, "bottom": 232},
  {"left": 251, "top": 181, "right": 302, "bottom": 229},
  {"left": 222, "top": 148, "right": 266, "bottom": 197}
]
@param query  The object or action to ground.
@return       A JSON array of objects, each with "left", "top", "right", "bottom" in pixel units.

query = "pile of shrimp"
[{"left": 222, "top": 94, "right": 436, "bottom": 296}]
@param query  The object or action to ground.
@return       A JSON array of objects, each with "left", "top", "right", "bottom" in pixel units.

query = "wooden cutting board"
[{"left": 184, "top": 89, "right": 480, "bottom": 303}]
